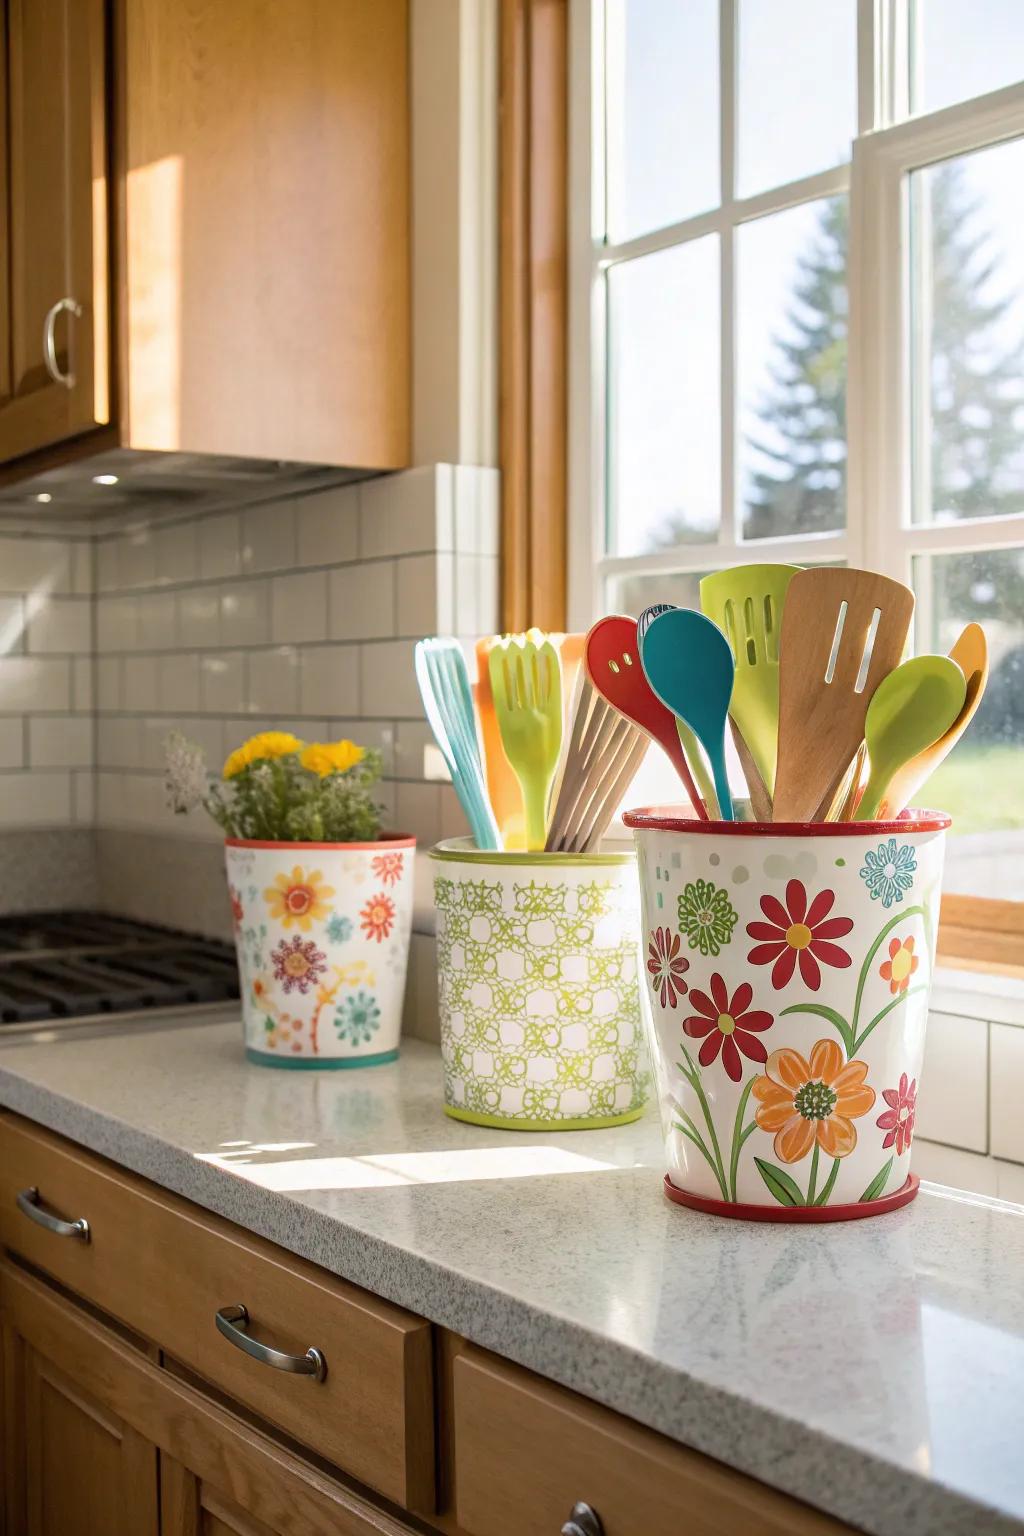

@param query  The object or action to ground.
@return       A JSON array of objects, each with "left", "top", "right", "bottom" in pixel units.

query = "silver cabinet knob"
[
  {"left": 43, "top": 296, "right": 83, "bottom": 388},
  {"left": 215, "top": 1304, "right": 327, "bottom": 1382},
  {"left": 562, "top": 1503, "right": 604, "bottom": 1536},
  {"left": 16, "top": 1186, "right": 90, "bottom": 1242}
]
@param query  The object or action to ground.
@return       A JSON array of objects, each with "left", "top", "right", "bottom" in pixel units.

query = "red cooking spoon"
[{"left": 585, "top": 614, "right": 708, "bottom": 820}]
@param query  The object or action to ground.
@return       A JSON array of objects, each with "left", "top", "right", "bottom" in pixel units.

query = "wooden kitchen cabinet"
[
  {"left": 1, "top": 1284, "right": 159, "bottom": 1536},
  {"left": 0, "top": 0, "right": 409, "bottom": 478},
  {"left": 0, "top": 0, "right": 109, "bottom": 463}
]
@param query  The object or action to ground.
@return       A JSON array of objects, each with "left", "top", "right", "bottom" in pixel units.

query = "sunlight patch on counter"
[{"left": 195, "top": 1144, "right": 620, "bottom": 1191}]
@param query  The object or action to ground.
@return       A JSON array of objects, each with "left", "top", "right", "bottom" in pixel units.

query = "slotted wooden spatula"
[{"left": 772, "top": 568, "right": 915, "bottom": 823}]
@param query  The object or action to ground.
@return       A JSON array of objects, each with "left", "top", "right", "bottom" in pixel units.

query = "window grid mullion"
[{"left": 720, "top": 0, "right": 737, "bottom": 546}]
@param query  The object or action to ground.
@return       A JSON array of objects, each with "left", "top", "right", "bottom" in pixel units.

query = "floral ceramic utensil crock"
[
  {"left": 623, "top": 805, "right": 949, "bottom": 1219},
  {"left": 431, "top": 838, "right": 649, "bottom": 1128},
  {"left": 165, "top": 729, "right": 415, "bottom": 1067}
]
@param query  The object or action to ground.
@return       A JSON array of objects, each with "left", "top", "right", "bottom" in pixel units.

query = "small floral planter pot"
[
  {"left": 622, "top": 808, "right": 950, "bottom": 1219},
  {"left": 430, "top": 838, "right": 649, "bottom": 1129},
  {"left": 225, "top": 836, "right": 415, "bottom": 1068}
]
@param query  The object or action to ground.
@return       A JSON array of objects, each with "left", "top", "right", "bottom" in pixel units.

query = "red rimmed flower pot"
[
  {"left": 225, "top": 836, "right": 415, "bottom": 1069},
  {"left": 623, "top": 807, "right": 949, "bottom": 1219}
]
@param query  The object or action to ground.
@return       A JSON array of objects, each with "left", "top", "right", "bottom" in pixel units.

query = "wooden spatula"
[{"left": 772, "top": 568, "right": 915, "bottom": 823}]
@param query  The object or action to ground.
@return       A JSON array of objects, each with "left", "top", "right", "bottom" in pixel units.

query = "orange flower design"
[
  {"left": 752, "top": 1040, "right": 875, "bottom": 1164},
  {"left": 371, "top": 851, "right": 405, "bottom": 887},
  {"left": 879, "top": 935, "right": 919, "bottom": 996},
  {"left": 264, "top": 866, "right": 335, "bottom": 931},
  {"left": 360, "top": 890, "right": 395, "bottom": 943}
]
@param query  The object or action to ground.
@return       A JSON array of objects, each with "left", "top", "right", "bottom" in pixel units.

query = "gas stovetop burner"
[{"left": 0, "top": 912, "right": 239, "bottom": 1026}]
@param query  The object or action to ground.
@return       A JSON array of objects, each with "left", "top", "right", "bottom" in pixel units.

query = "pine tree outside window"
[{"left": 567, "top": 0, "right": 1024, "bottom": 943}]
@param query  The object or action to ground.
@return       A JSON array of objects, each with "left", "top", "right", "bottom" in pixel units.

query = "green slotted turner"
[{"left": 700, "top": 564, "right": 801, "bottom": 794}]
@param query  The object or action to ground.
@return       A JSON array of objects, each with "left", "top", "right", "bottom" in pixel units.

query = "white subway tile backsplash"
[
  {"left": 395, "top": 779, "right": 442, "bottom": 847},
  {"left": 98, "top": 716, "right": 142, "bottom": 770},
  {"left": 29, "top": 717, "right": 93, "bottom": 769},
  {"left": 916, "top": 1012, "right": 988, "bottom": 1152},
  {"left": 200, "top": 653, "right": 245, "bottom": 714},
  {"left": 328, "top": 718, "right": 395, "bottom": 776},
  {"left": 0, "top": 771, "right": 71, "bottom": 826},
  {"left": 154, "top": 520, "right": 198, "bottom": 585},
  {"left": 0, "top": 718, "right": 24, "bottom": 768},
  {"left": 247, "top": 647, "right": 301, "bottom": 715},
  {"left": 97, "top": 596, "right": 138, "bottom": 652},
  {"left": 272, "top": 571, "right": 328, "bottom": 643},
  {"left": 119, "top": 528, "right": 158, "bottom": 588},
  {"left": 241, "top": 501, "right": 296, "bottom": 574},
  {"left": 394, "top": 720, "right": 437, "bottom": 781},
  {"left": 96, "top": 658, "right": 121, "bottom": 711},
  {"left": 329, "top": 561, "right": 394, "bottom": 641},
  {"left": 300, "top": 646, "right": 359, "bottom": 717},
  {"left": 296, "top": 485, "right": 359, "bottom": 567},
  {"left": 991, "top": 1023, "right": 1024, "bottom": 1164},
  {"left": 0, "top": 537, "right": 71, "bottom": 593},
  {"left": 123, "top": 656, "right": 160, "bottom": 712},
  {"left": 72, "top": 771, "right": 95, "bottom": 824},
  {"left": 453, "top": 465, "right": 500, "bottom": 558},
  {"left": 178, "top": 588, "right": 221, "bottom": 648},
  {"left": 26, "top": 595, "right": 91, "bottom": 654},
  {"left": 96, "top": 537, "right": 119, "bottom": 592},
  {"left": 0, "top": 596, "right": 25, "bottom": 654},
  {"left": 137, "top": 591, "right": 178, "bottom": 650},
  {"left": 73, "top": 656, "right": 94, "bottom": 712},
  {"left": 359, "top": 466, "right": 453, "bottom": 558},
  {"left": 198, "top": 514, "right": 242, "bottom": 579},
  {"left": 453, "top": 554, "right": 499, "bottom": 637},
  {"left": 158, "top": 654, "right": 201, "bottom": 713},
  {"left": 395, "top": 554, "right": 447, "bottom": 638},
  {"left": 220, "top": 581, "right": 270, "bottom": 646},
  {"left": 360, "top": 640, "right": 420, "bottom": 717},
  {"left": 0, "top": 657, "right": 71, "bottom": 712},
  {"left": 71, "top": 540, "right": 94, "bottom": 596},
  {"left": 913, "top": 1139, "right": 998, "bottom": 1195},
  {"left": 439, "top": 784, "right": 469, "bottom": 841}
]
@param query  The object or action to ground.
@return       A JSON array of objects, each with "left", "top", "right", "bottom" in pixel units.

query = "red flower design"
[
  {"left": 372, "top": 851, "right": 405, "bottom": 886},
  {"left": 746, "top": 879, "right": 853, "bottom": 991},
  {"left": 271, "top": 936, "right": 327, "bottom": 995},
  {"left": 683, "top": 974, "right": 773, "bottom": 1083},
  {"left": 646, "top": 926, "right": 689, "bottom": 1009},
  {"left": 877, "top": 1072, "right": 917, "bottom": 1156},
  {"left": 229, "top": 884, "right": 244, "bottom": 932},
  {"left": 360, "top": 890, "right": 395, "bottom": 943}
]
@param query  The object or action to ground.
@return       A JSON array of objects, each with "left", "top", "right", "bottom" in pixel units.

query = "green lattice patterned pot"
[{"left": 430, "top": 838, "right": 649, "bottom": 1130}]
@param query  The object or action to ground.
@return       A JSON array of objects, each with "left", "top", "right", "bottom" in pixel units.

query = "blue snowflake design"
[
  {"left": 334, "top": 990, "right": 380, "bottom": 1045},
  {"left": 859, "top": 839, "right": 917, "bottom": 909},
  {"left": 326, "top": 913, "right": 353, "bottom": 944}
]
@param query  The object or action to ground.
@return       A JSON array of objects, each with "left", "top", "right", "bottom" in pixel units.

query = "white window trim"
[{"left": 567, "top": 0, "right": 1024, "bottom": 640}]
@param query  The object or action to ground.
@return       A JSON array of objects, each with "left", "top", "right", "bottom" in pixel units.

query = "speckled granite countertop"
[{"left": 0, "top": 1020, "right": 1022, "bottom": 1536}]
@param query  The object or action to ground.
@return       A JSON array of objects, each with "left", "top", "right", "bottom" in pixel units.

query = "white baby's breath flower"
[{"left": 164, "top": 731, "right": 210, "bottom": 815}]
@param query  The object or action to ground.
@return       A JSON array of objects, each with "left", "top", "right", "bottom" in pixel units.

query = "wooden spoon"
[
  {"left": 876, "top": 622, "right": 989, "bottom": 818},
  {"left": 772, "top": 568, "right": 915, "bottom": 823}
]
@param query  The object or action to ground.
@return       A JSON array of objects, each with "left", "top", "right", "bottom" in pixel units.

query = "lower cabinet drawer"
[
  {"left": 452, "top": 1348, "right": 857, "bottom": 1536},
  {"left": 0, "top": 1113, "right": 434, "bottom": 1511}
]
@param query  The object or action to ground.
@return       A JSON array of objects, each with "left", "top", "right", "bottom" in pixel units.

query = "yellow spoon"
[{"left": 854, "top": 655, "right": 967, "bottom": 822}]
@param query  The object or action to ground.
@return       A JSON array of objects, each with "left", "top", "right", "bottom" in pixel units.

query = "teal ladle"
[{"left": 640, "top": 608, "right": 736, "bottom": 823}]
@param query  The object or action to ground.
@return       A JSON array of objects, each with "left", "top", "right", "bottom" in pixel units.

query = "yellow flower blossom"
[
  {"left": 299, "top": 740, "right": 366, "bottom": 778},
  {"left": 264, "top": 867, "right": 335, "bottom": 931},
  {"left": 223, "top": 731, "right": 303, "bottom": 779}
]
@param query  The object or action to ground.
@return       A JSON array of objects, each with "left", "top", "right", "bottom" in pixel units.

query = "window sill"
[{"left": 931, "top": 964, "right": 1024, "bottom": 1028}]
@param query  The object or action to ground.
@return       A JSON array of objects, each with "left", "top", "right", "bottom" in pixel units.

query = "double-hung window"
[{"left": 568, "top": 0, "right": 1024, "bottom": 916}]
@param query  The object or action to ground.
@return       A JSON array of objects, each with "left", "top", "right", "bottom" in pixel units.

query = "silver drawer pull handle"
[
  {"left": 43, "top": 296, "right": 82, "bottom": 388},
  {"left": 562, "top": 1504, "right": 604, "bottom": 1536},
  {"left": 16, "top": 1186, "right": 90, "bottom": 1242},
  {"left": 215, "top": 1304, "right": 327, "bottom": 1382}
]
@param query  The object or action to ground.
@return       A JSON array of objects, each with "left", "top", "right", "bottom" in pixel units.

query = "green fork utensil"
[
  {"left": 699, "top": 563, "right": 800, "bottom": 794},
  {"left": 853, "top": 655, "right": 967, "bottom": 822},
  {"left": 489, "top": 634, "right": 564, "bottom": 850}
]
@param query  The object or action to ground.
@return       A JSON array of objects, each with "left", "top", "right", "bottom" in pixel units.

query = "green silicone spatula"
[
  {"left": 699, "top": 564, "right": 800, "bottom": 793},
  {"left": 854, "top": 655, "right": 967, "bottom": 822}
]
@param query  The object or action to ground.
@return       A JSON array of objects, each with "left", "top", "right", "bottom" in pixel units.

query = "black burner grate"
[{"left": 0, "top": 912, "right": 239, "bottom": 1024}]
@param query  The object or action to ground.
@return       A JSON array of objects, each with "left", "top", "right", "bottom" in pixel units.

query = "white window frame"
[{"left": 566, "top": 0, "right": 1024, "bottom": 646}]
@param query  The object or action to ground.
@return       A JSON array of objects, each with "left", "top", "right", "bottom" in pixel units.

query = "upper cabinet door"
[{"left": 0, "top": 0, "right": 109, "bottom": 463}]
